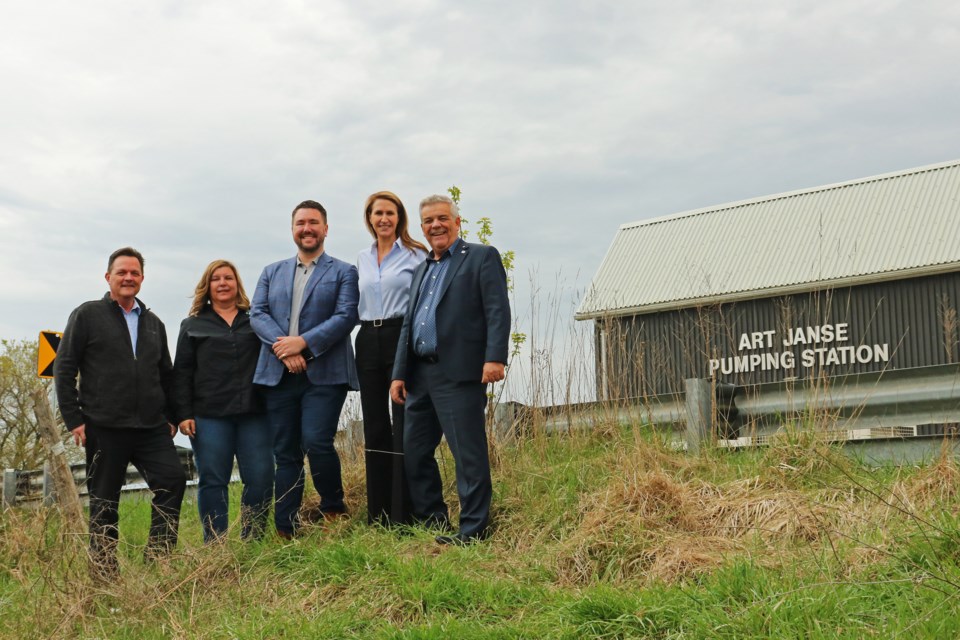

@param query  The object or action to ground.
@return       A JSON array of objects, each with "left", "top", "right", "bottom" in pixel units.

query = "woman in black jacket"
[{"left": 173, "top": 260, "right": 273, "bottom": 541}]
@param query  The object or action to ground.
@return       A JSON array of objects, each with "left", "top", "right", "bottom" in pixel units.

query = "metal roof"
[{"left": 576, "top": 159, "right": 960, "bottom": 320}]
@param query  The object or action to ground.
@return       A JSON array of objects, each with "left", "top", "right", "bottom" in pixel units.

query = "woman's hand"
[{"left": 178, "top": 419, "right": 197, "bottom": 437}]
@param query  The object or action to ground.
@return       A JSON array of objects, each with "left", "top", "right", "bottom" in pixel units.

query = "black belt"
[
  {"left": 360, "top": 316, "right": 404, "bottom": 328},
  {"left": 414, "top": 353, "right": 439, "bottom": 364}
]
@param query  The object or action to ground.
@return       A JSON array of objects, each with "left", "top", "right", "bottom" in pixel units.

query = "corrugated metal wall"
[
  {"left": 597, "top": 271, "right": 960, "bottom": 398},
  {"left": 578, "top": 160, "right": 960, "bottom": 319}
]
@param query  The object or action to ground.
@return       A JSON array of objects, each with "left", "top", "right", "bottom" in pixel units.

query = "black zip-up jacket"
[
  {"left": 54, "top": 293, "right": 174, "bottom": 431},
  {"left": 170, "top": 306, "right": 264, "bottom": 423}
]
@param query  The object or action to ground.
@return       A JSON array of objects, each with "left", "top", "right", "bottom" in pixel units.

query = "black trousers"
[
  {"left": 355, "top": 323, "right": 413, "bottom": 525},
  {"left": 85, "top": 425, "right": 187, "bottom": 570}
]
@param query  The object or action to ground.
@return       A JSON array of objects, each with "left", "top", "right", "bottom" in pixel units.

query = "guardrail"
[
  {"left": 493, "top": 363, "right": 960, "bottom": 460},
  {"left": 10, "top": 364, "right": 960, "bottom": 507},
  {"left": 2, "top": 446, "right": 196, "bottom": 509}
]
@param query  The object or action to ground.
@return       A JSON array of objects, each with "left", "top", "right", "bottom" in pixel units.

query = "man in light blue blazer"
[{"left": 251, "top": 199, "right": 360, "bottom": 538}]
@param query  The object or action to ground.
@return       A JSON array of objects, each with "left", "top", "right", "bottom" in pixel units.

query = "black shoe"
[
  {"left": 414, "top": 514, "right": 452, "bottom": 532},
  {"left": 435, "top": 534, "right": 467, "bottom": 546},
  {"left": 89, "top": 559, "right": 119, "bottom": 584}
]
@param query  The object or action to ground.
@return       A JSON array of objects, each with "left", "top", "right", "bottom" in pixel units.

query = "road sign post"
[
  {"left": 31, "top": 386, "right": 86, "bottom": 533},
  {"left": 32, "top": 331, "right": 86, "bottom": 532}
]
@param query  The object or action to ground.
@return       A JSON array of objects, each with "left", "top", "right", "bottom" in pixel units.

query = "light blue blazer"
[{"left": 250, "top": 253, "right": 360, "bottom": 389}]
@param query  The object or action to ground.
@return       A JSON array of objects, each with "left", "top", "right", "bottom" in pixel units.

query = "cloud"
[{"left": 0, "top": 0, "right": 957, "bottom": 401}]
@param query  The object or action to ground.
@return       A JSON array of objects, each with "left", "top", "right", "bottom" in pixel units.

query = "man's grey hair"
[{"left": 419, "top": 194, "right": 459, "bottom": 218}]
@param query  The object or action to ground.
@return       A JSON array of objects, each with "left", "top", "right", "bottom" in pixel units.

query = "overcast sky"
[{"left": 1, "top": 0, "right": 958, "bottom": 403}]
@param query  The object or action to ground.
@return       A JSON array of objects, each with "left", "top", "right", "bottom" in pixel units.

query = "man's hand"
[
  {"left": 71, "top": 424, "right": 86, "bottom": 446},
  {"left": 284, "top": 354, "right": 308, "bottom": 374},
  {"left": 272, "top": 336, "right": 307, "bottom": 359},
  {"left": 481, "top": 362, "right": 506, "bottom": 384},
  {"left": 390, "top": 380, "right": 407, "bottom": 405},
  {"left": 179, "top": 419, "right": 196, "bottom": 437}
]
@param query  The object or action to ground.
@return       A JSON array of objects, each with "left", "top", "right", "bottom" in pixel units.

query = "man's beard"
[{"left": 296, "top": 235, "right": 323, "bottom": 252}]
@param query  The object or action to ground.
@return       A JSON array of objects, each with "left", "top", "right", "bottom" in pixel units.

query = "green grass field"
[{"left": 3, "top": 424, "right": 960, "bottom": 639}]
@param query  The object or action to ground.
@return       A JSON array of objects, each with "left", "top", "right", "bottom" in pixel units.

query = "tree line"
[{"left": 0, "top": 339, "right": 72, "bottom": 470}]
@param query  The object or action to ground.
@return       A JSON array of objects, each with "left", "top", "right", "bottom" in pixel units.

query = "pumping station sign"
[{"left": 708, "top": 323, "right": 891, "bottom": 377}]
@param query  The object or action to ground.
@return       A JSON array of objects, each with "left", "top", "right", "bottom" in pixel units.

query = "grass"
[{"left": 3, "top": 423, "right": 960, "bottom": 639}]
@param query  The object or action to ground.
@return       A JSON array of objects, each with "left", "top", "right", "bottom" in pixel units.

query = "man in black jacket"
[{"left": 54, "top": 247, "right": 186, "bottom": 578}]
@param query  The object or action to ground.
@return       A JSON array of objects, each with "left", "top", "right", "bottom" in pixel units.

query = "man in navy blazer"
[
  {"left": 390, "top": 194, "right": 510, "bottom": 544},
  {"left": 251, "top": 199, "right": 360, "bottom": 538}
]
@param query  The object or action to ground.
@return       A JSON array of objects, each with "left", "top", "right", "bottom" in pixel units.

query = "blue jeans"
[
  {"left": 264, "top": 374, "right": 349, "bottom": 534},
  {"left": 192, "top": 413, "right": 274, "bottom": 542}
]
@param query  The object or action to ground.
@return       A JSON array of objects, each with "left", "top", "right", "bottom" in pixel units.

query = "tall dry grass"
[
  {"left": 5, "top": 277, "right": 960, "bottom": 637},
  {"left": 5, "top": 419, "right": 960, "bottom": 638}
]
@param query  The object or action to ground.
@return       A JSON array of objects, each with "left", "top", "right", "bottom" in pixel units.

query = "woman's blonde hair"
[{"left": 188, "top": 259, "right": 251, "bottom": 316}]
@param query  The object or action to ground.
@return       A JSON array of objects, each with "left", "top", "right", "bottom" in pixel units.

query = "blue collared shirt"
[
  {"left": 357, "top": 240, "right": 427, "bottom": 321},
  {"left": 412, "top": 238, "right": 461, "bottom": 357},
  {"left": 121, "top": 300, "right": 141, "bottom": 355}
]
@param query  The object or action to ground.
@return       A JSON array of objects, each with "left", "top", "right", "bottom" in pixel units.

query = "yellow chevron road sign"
[{"left": 38, "top": 331, "right": 62, "bottom": 379}]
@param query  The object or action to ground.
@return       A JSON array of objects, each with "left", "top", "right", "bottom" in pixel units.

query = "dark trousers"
[
  {"left": 264, "top": 374, "right": 348, "bottom": 534},
  {"left": 85, "top": 425, "right": 187, "bottom": 570},
  {"left": 192, "top": 413, "right": 274, "bottom": 542},
  {"left": 403, "top": 360, "right": 491, "bottom": 540},
  {"left": 356, "top": 323, "right": 413, "bottom": 526}
]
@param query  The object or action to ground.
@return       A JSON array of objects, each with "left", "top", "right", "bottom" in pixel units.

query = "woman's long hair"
[
  {"left": 363, "top": 191, "right": 427, "bottom": 253},
  {"left": 188, "top": 259, "right": 251, "bottom": 316}
]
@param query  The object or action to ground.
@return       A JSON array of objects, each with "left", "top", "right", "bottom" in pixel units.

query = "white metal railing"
[
  {"left": 493, "top": 363, "right": 960, "bottom": 455},
  {"left": 2, "top": 447, "right": 196, "bottom": 509}
]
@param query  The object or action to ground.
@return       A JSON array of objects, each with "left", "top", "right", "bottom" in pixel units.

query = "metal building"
[{"left": 577, "top": 160, "right": 960, "bottom": 401}]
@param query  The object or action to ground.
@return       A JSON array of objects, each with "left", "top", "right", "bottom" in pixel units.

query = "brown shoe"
[
  {"left": 322, "top": 510, "right": 349, "bottom": 523},
  {"left": 276, "top": 529, "right": 295, "bottom": 541}
]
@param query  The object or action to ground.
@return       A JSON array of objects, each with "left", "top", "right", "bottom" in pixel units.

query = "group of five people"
[{"left": 53, "top": 192, "right": 511, "bottom": 578}]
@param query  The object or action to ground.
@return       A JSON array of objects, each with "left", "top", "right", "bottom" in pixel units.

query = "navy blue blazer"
[
  {"left": 392, "top": 241, "right": 510, "bottom": 383},
  {"left": 251, "top": 253, "right": 360, "bottom": 389}
]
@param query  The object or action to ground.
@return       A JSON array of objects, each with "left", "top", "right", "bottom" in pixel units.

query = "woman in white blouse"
[{"left": 356, "top": 191, "right": 427, "bottom": 526}]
